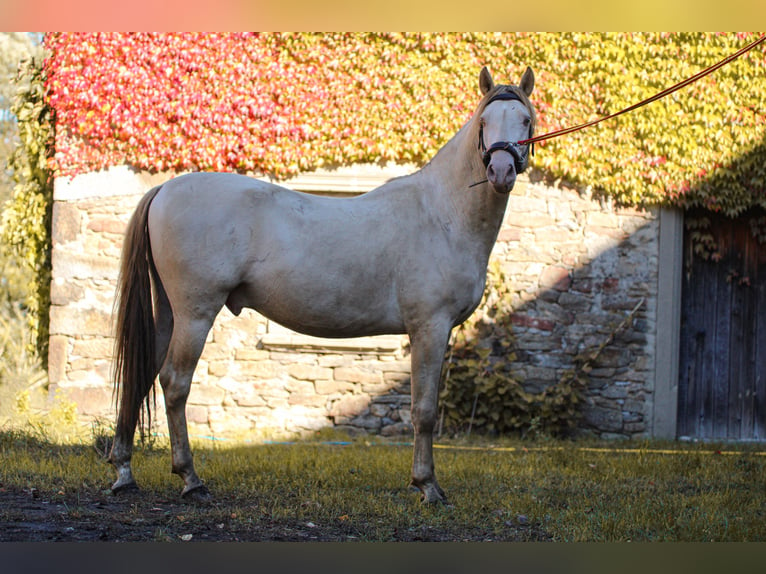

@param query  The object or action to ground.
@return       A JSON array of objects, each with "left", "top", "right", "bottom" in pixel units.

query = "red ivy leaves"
[{"left": 45, "top": 33, "right": 487, "bottom": 179}]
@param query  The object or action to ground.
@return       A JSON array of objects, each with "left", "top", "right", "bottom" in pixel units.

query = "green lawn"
[{"left": 1, "top": 426, "right": 764, "bottom": 542}]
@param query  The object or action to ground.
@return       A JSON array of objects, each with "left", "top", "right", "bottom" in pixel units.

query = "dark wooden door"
[{"left": 678, "top": 209, "right": 766, "bottom": 440}]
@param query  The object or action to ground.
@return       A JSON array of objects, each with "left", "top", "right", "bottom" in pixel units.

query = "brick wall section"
[{"left": 48, "top": 166, "right": 659, "bottom": 440}]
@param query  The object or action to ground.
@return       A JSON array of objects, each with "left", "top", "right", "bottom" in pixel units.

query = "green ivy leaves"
[
  {"left": 2, "top": 58, "right": 54, "bottom": 361},
  {"left": 44, "top": 33, "right": 765, "bottom": 214}
]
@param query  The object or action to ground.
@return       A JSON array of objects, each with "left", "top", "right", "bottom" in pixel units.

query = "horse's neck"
[{"left": 418, "top": 122, "right": 510, "bottom": 255}]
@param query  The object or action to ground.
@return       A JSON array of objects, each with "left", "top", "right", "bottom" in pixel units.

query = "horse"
[{"left": 109, "top": 66, "right": 536, "bottom": 504}]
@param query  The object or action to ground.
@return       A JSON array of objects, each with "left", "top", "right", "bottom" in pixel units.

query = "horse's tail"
[{"left": 113, "top": 185, "right": 163, "bottom": 442}]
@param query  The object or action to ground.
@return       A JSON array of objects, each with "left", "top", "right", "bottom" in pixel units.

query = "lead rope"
[
  {"left": 518, "top": 33, "right": 766, "bottom": 147},
  {"left": 471, "top": 33, "right": 766, "bottom": 189}
]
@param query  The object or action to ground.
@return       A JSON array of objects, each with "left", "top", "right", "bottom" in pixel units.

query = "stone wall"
[
  {"left": 496, "top": 176, "right": 659, "bottom": 439},
  {"left": 48, "top": 165, "right": 660, "bottom": 440}
]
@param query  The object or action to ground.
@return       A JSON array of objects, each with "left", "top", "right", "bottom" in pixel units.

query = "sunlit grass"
[{"left": 1, "top": 426, "right": 765, "bottom": 541}]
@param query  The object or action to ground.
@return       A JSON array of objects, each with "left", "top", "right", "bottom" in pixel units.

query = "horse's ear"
[
  {"left": 479, "top": 66, "right": 494, "bottom": 95},
  {"left": 520, "top": 66, "right": 534, "bottom": 97}
]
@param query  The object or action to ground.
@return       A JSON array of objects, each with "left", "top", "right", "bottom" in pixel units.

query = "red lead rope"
[{"left": 518, "top": 33, "right": 766, "bottom": 147}]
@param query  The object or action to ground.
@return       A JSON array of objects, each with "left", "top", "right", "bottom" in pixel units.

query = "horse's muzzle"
[{"left": 485, "top": 149, "right": 518, "bottom": 194}]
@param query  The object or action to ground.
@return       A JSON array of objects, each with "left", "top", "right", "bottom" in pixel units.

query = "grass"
[
  {"left": 1, "top": 425, "right": 765, "bottom": 541},
  {"left": 0, "top": 302, "right": 48, "bottom": 421}
]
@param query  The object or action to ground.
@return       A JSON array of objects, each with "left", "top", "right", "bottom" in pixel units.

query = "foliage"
[
  {"left": 1, "top": 33, "right": 44, "bottom": 332},
  {"left": 0, "top": 301, "right": 47, "bottom": 422},
  {"left": 1, "top": 33, "right": 44, "bottom": 199},
  {"left": 1, "top": 57, "right": 54, "bottom": 362},
  {"left": 439, "top": 262, "right": 584, "bottom": 438},
  {"left": 44, "top": 32, "right": 766, "bottom": 215}
]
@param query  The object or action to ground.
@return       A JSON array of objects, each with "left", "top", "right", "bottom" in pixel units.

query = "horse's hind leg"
[
  {"left": 159, "top": 311, "right": 216, "bottom": 499},
  {"left": 109, "top": 287, "right": 173, "bottom": 494}
]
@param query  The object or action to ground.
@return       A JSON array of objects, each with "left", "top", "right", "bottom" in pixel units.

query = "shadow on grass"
[{"left": 2, "top": 425, "right": 766, "bottom": 542}]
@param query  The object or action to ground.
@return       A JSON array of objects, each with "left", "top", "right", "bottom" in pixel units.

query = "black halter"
[{"left": 478, "top": 91, "right": 534, "bottom": 173}]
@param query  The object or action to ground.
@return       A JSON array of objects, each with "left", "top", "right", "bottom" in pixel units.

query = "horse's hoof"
[
  {"left": 111, "top": 480, "right": 140, "bottom": 495},
  {"left": 411, "top": 480, "right": 450, "bottom": 505},
  {"left": 421, "top": 490, "right": 451, "bottom": 506},
  {"left": 181, "top": 484, "right": 212, "bottom": 502}
]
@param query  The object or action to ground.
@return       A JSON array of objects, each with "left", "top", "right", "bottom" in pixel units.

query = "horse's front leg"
[{"left": 408, "top": 321, "right": 452, "bottom": 504}]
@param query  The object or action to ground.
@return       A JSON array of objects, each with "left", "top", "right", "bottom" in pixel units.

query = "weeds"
[{"left": 0, "top": 302, "right": 47, "bottom": 418}]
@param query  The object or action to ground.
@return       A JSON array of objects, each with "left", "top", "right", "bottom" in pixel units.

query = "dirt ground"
[{"left": 0, "top": 485, "right": 550, "bottom": 542}]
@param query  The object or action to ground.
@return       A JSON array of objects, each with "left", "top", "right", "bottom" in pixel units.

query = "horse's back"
[{"left": 146, "top": 172, "right": 410, "bottom": 337}]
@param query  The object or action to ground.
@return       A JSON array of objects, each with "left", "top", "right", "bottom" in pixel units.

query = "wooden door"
[{"left": 677, "top": 209, "right": 766, "bottom": 440}]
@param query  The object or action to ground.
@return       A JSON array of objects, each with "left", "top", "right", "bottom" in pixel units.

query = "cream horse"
[{"left": 109, "top": 66, "right": 536, "bottom": 504}]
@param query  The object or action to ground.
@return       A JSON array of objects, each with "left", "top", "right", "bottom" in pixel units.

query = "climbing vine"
[
  {"left": 44, "top": 32, "right": 766, "bottom": 215},
  {"left": 438, "top": 262, "right": 585, "bottom": 438},
  {"left": 1, "top": 57, "right": 54, "bottom": 362}
]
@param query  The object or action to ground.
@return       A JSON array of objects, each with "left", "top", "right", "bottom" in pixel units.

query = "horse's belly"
[{"left": 227, "top": 277, "right": 406, "bottom": 338}]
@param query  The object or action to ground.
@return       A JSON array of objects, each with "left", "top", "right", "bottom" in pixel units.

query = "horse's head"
[{"left": 477, "top": 66, "right": 536, "bottom": 194}]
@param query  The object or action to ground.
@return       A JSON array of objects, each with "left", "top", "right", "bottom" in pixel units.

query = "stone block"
[
  {"left": 288, "top": 394, "right": 327, "bottom": 408},
  {"left": 602, "top": 385, "right": 629, "bottom": 400},
  {"left": 71, "top": 338, "right": 113, "bottom": 361},
  {"left": 50, "top": 306, "right": 113, "bottom": 337},
  {"left": 48, "top": 335, "right": 69, "bottom": 384},
  {"left": 207, "top": 361, "right": 231, "bottom": 377},
  {"left": 253, "top": 380, "right": 289, "bottom": 399},
  {"left": 587, "top": 211, "right": 619, "bottom": 228},
  {"left": 289, "top": 410, "right": 331, "bottom": 432},
  {"left": 87, "top": 217, "right": 127, "bottom": 234},
  {"left": 330, "top": 395, "right": 369, "bottom": 418},
  {"left": 285, "top": 379, "right": 315, "bottom": 395},
  {"left": 593, "top": 347, "right": 632, "bottom": 369},
  {"left": 369, "top": 404, "right": 389, "bottom": 417},
  {"left": 239, "top": 361, "right": 279, "bottom": 379},
  {"left": 334, "top": 366, "right": 382, "bottom": 385},
  {"left": 50, "top": 279, "right": 85, "bottom": 306},
  {"left": 505, "top": 210, "right": 556, "bottom": 228},
  {"left": 287, "top": 364, "right": 333, "bottom": 381},
  {"left": 510, "top": 313, "right": 555, "bottom": 332},
  {"left": 372, "top": 393, "right": 410, "bottom": 405},
  {"left": 583, "top": 405, "right": 623, "bottom": 432},
  {"left": 200, "top": 342, "right": 234, "bottom": 361},
  {"left": 52, "top": 202, "right": 82, "bottom": 245},
  {"left": 497, "top": 227, "right": 522, "bottom": 242},
  {"left": 624, "top": 422, "right": 646, "bottom": 433},
  {"left": 623, "top": 398, "right": 645, "bottom": 413},
  {"left": 539, "top": 265, "right": 571, "bottom": 291},
  {"left": 361, "top": 382, "right": 395, "bottom": 395},
  {"left": 317, "top": 354, "right": 354, "bottom": 368},
  {"left": 351, "top": 414, "right": 382, "bottom": 430},
  {"left": 52, "top": 250, "right": 119, "bottom": 281},
  {"left": 379, "top": 360, "right": 411, "bottom": 373},
  {"left": 188, "top": 384, "right": 226, "bottom": 406},
  {"left": 315, "top": 379, "right": 354, "bottom": 395},
  {"left": 381, "top": 422, "right": 413, "bottom": 436},
  {"left": 383, "top": 371, "right": 410, "bottom": 384},
  {"left": 232, "top": 389, "right": 268, "bottom": 407},
  {"left": 234, "top": 348, "right": 270, "bottom": 361},
  {"left": 186, "top": 405, "right": 209, "bottom": 424},
  {"left": 534, "top": 227, "right": 574, "bottom": 244},
  {"left": 57, "top": 386, "right": 112, "bottom": 417}
]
